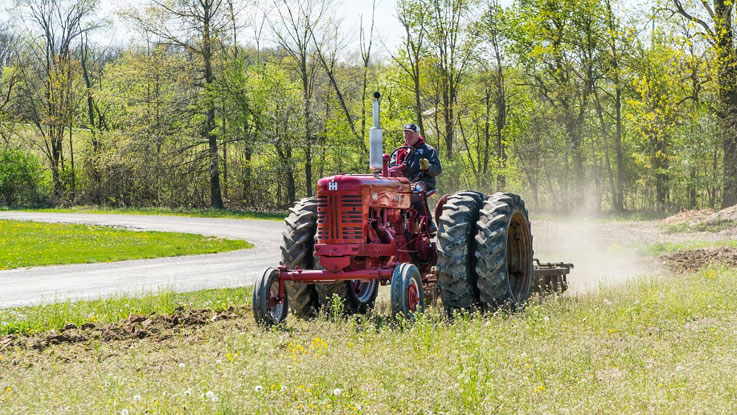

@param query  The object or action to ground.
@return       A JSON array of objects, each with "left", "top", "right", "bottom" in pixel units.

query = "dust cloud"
[{"left": 530, "top": 216, "right": 662, "bottom": 294}]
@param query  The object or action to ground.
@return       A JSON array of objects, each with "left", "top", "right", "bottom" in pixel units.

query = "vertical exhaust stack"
[{"left": 369, "top": 91, "right": 383, "bottom": 174}]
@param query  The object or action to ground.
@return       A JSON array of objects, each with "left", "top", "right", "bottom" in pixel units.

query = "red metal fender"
[{"left": 434, "top": 194, "right": 450, "bottom": 228}]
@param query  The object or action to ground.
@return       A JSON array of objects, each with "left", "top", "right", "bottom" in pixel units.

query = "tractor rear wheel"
[
  {"left": 281, "top": 197, "right": 320, "bottom": 318},
  {"left": 436, "top": 191, "right": 485, "bottom": 314},
  {"left": 474, "top": 192, "right": 533, "bottom": 309},
  {"left": 390, "top": 263, "right": 424, "bottom": 319}
]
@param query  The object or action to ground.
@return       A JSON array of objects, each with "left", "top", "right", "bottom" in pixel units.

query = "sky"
[
  {"left": 90, "top": 0, "right": 408, "bottom": 57},
  {"left": 4, "top": 0, "right": 650, "bottom": 60}
]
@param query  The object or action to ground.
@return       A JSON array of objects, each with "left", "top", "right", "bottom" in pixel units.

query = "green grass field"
[
  {"left": 665, "top": 219, "right": 737, "bottom": 233},
  {"left": 3, "top": 205, "right": 287, "bottom": 221},
  {"left": 637, "top": 239, "right": 737, "bottom": 256},
  {"left": 0, "top": 220, "right": 252, "bottom": 270},
  {"left": 1, "top": 265, "right": 737, "bottom": 413}
]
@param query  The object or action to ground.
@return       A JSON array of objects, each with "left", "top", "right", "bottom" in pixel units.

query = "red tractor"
[{"left": 253, "top": 93, "right": 572, "bottom": 326}]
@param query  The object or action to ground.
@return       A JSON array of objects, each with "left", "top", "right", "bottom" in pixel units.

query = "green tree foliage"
[
  {"left": 0, "top": 0, "right": 734, "bottom": 213},
  {"left": 0, "top": 149, "right": 45, "bottom": 206}
]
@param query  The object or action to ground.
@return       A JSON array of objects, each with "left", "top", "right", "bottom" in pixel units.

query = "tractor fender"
[{"left": 434, "top": 194, "right": 450, "bottom": 228}]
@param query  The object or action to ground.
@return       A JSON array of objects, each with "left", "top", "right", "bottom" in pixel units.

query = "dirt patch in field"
[
  {"left": 662, "top": 208, "right": 716, "bottom": 225},
  {"left": 0, "top": 306, "right": 248, "bottom": 352},
  {"left": 660, "top": 247, "right": 737, "bottom": 273},
  {"left": 662, "top": 206, "right": 737, "bottom": 233}
]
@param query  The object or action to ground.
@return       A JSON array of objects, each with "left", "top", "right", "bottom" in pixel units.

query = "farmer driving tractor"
[{"left": 389, "top": 123, "right": 442, "bottom": 233}]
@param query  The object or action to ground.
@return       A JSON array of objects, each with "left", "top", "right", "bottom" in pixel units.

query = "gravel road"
[{"left": 0, "top": 212, "right": 283, "bottom": 308}]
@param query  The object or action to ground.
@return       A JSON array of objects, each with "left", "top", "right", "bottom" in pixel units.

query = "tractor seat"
[{"left": 427, "top": 189, "right": 438, "bottom": 197}]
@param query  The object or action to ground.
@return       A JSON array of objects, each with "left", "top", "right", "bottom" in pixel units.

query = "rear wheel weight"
[
  {"left": 253, "top": 267, "right": 288, "bottom": 327},
  {"left": 474, "top": 192, "right": 533, "bottom": 310},
  {"left": 390, "top": 263, "right": 425, "bottom": 320}
]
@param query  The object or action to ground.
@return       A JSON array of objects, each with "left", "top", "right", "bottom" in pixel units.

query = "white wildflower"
[
  {"left": 183, "top": 389, "right": 193, "bottom": 397},
  {"left": 603, "top": 299, "right": 612, "bottom": 306},
  {"left": 178, "top": 363, "right": 186, "bottom": 368},
  {"left": 133, "top": 394, "right": 142, "bottom": 402},
  {"left": 676, "top": 365, "right": 684, "bottom": 371},
  {"left": 255, "top": 385, "right": 264, "bottom": 393},
  {"left": 120, "top": 410, "right": 129, "bottom": 415},
  {"left": 281, "top": 385, "right": 288, "bottom": 392},
  {"left": 216, "top": 360, "right": 222, "bottom": 365},
  {"left": 333, "top": 388, "right": 343, "bottom": 396},
  {"left": 205, "top": 391, "right": 215, "bottom": 399}
]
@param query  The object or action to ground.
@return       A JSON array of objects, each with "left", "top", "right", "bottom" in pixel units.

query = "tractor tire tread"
[
  {"left": 280, "top": 197, "right": 320, "bottom": 318},
  {"left": 436, "top": 190, "right": 485, "bottom": 313},
  {"left": 475, "top": 192, "right": 533, "bottom": 309}
]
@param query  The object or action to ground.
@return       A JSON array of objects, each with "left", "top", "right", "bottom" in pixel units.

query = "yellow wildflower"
[
  {"left": 535, "top": 384, "right": 545, "bottom": 393},
  {"left": 5, "top": 387, "right": 11, "bottom": 393}
]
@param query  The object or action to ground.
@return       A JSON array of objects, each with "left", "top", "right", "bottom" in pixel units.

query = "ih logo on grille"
[{"left": 328, "top": 181, "right": 338, "bottom": 191}]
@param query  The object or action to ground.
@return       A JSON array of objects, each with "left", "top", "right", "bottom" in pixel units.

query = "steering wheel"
[{"left": 389, "top": 145, "right": 417, "bottom": 166}]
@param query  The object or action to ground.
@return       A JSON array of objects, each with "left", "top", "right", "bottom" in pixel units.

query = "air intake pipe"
[{"left": 369, "top": 92, "right": 383, "bottom": 174}]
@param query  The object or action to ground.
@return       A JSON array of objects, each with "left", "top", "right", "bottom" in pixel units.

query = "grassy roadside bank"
[
  {"left": 0, "top": 220, "right": 252, "bottom": 270},
  {"left": 2, "top": 265, "right": 737, "bottom": 413},
  {"left": 0, "top": 287, "right": 251, "bottom": 336},
  {"left": 2, "top": 206, "right": 287, "bottom": 221}
]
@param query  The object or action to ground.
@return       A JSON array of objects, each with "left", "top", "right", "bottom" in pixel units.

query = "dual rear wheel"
[{"left": 436, "top": 191, "right": 533, "bottom": 314}]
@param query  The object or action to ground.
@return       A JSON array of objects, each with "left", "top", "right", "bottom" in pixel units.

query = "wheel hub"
[{"left": 408, "top": 280, "right": 420, "bottom": 311}]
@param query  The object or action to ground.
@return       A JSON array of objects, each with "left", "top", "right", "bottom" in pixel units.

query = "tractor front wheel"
[
  {"left": 390, "top": 263, "right": 424, "bottom": 319},
  {"left": 347, "top": 279, "right": 379, "bottom": 313},
  {"left": 253, "top": 267, "right": 288, "bottom": 327},
  {"left": 316, "top": 278, "right": 379, "bottom": 315}
]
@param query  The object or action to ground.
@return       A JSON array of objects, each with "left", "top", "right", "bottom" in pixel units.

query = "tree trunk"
[
  {"left": 715, "top": 0, "right": 737, "bottom": 208},
  {"left": 203, "top": 9, "right": 223, "bottom": 209},
  {"left": 302, "top": 63, "right": 313, "bottom": 197},
  {"left": 614, "top": 88, "right": 624, "bottom": 211}
]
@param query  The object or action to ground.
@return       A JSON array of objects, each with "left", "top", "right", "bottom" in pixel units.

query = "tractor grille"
[{"left": 317, "top": 193, "right": 364, "bottom": 242}]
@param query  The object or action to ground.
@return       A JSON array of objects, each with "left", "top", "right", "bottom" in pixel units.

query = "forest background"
[{"left": 1, "top": 0, "right": 735, "bottom": 214}]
